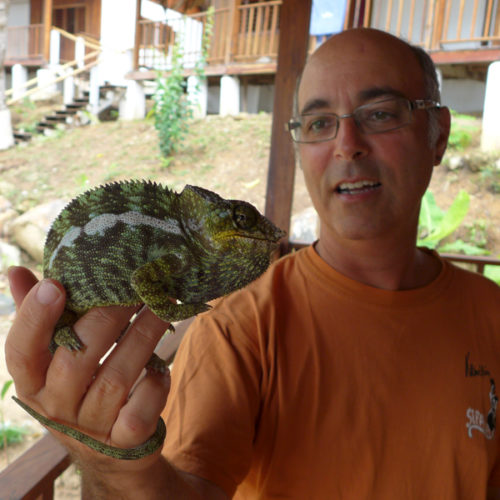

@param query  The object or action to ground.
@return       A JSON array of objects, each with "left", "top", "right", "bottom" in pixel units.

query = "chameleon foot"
[
  {"left": 53, "top": 326, "right": 86, "bottom": 352},
  {"left": 146, "top": 353, "right": 167, "bottom": 374}
]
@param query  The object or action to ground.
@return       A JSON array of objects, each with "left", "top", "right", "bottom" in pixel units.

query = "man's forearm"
[{"left": 80, "top": 455, "right": 205, "bottom": 500}]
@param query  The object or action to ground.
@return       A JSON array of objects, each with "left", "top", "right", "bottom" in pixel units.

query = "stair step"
[
  {"left": 73, "top": 98, "right": 89, "bottom": 104},
  {"left": 45, "top": 115, "right": 67, "bottom": 123},
  {"left": 14, "top": 131, "right": 32, "bottom": 142},
  {"left": 55, "top": 109, "right": 77, "bottom": 116},
  {"left": 66, "top": 102, "right": 87, "bottom": 110}
]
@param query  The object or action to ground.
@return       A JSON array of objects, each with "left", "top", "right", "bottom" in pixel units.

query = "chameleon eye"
[{"left": 233, "top": 204, "right": 257, "bottom": 230}]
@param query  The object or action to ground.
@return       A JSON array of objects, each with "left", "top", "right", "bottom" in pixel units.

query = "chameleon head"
[{"left": 181, "top": 185, "right": 286, "bottom": 256}]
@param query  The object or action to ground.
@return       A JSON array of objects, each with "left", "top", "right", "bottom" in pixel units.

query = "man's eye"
[
  {"left": 305, "top": 117, "right": 335, "bottom": 133},
  {"left": 368, "top": 110, "right": 395, "bottom": 122}
]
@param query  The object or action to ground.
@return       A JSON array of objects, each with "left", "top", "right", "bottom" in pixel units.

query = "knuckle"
[{"left": 94, "top": 365, "right": 129, "bottom": 402}]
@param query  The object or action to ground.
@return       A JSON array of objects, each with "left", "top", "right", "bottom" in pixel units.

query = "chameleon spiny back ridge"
[{"left": 14, "top": 180, "right": 285, "bottom": 460}]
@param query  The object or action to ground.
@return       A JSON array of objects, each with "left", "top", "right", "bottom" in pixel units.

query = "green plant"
[
  {"left": 447, "top": 110, "right": 480, "bottom": 151},
  {"left": 1, "top": 380, "right": 28, "bottom": 454},
  {"left": 151, "top": 8, "right": 213, "bottom": 157},
  {"left": 418, "top": 189, "right": 489, "bottom": 255},
  {"left": 485, "top": 265, "right": 500, "bottom": 286}
]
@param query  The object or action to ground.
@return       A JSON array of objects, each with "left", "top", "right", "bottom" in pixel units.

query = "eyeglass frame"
[{"left": 286, "top": 97, "right": 441, "bottom": 144}]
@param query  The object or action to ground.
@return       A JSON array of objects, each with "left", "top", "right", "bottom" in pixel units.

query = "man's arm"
[{"left": 5, "top": 266, "right": 228, "bottom": 500}]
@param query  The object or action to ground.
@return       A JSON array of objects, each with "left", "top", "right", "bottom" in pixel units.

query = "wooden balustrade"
[
  {"left": 6, "top": 24, "right": 44, "bottom": 62},
  {"left": 360, "top": 0, "right": 500, "bottom": 49}
]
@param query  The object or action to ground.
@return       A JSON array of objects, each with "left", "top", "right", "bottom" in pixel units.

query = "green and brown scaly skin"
[{"left": 14, "top": 180, "right": 285, "bottom": 460}]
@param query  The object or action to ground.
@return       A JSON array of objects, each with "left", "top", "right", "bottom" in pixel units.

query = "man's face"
[{"left": 297, "top": 30, "right": 449, "bottom": 246}]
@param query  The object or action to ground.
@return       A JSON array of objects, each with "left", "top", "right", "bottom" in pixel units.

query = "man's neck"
[{"left": 315, "top": 234, "right": 442, "bottom": 291}]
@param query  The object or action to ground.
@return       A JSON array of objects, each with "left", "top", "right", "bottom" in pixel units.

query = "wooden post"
[
  {"left": 264, "top": 0, "right": 311, "bottom": 250},
  {"left": 133, "top": 0, "right": 142, "bottom": 70},
  {"left": 43, "top": 0, "right": 53, "bottom": 64},
  {"left": 225, "top": 0, "right": 241, "bottom": 65}
]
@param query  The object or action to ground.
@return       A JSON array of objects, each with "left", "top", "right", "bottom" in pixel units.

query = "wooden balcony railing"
[
  {"left": 6, "top": 24, "right": 44, "bottom": 63},
  {"left": 136, "top": 1, "right": 282, "bottom": 70},
  {"left": 354, "top": 0, "right": 500, "bottom": 51}
]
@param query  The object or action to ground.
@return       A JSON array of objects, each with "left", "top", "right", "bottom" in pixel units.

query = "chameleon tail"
[{"left": 12, "top": 396, "right": 166, "bottom": 460}]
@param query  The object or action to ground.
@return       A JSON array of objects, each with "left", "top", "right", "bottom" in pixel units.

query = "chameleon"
[{"left": 13, "top": 180, "right": 285, "bottom": 460}]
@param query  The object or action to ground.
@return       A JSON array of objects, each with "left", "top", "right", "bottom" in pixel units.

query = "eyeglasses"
[{"left": 287, "top": 97, "right": 441, "bottom": 143}]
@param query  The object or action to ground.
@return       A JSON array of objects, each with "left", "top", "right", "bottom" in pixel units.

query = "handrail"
[
  {"left": 5, "top": 49, "right": 101, "bottom": 98},
  {"left": 52, "top": 26, "right": 102, "bottom": 51},
  {"left": 7, "top": 57, "right": 101, "bottom": 106}
]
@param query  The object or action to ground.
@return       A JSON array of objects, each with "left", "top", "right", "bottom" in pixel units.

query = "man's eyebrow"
[
  {"left": 358, "top": 86, "right": 406, "bottom": 101},
  {"left": 299, "top": 98, "right": 330, "bottom": 115}
]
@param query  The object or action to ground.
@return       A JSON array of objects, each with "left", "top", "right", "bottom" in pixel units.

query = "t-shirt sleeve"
[{"left": 161, "top": 307, "right": 262, "bottom": 497}]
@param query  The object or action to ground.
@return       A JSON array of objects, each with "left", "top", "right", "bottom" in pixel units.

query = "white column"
[
  {"left": 481, "top": 61, "right": 500, "bottom": 152},
  {"left": 63, "top": 75, "right": 75, "bottom": 105},
  {"left": 75, "top": 37, "right": 86, "bottom": 68},
  {"left": 219, "top": 75, "right": 240, "bottom": 116},
  {"left": 50, "top": 29, "right": 61, "bottom": 67},
  {"left": 89, "top": 66, "right": 100, "bottom": 114},
  {"left": 12, "top": 64, "right": 28, "bottom": 101},
  {"left": 0, "top": 109, "right": 14, "bottom": 150},
  {"left": 187, "top": 75, "right": 207, "bottom": 119},
  {"left": 36, "top": 68, "right": 57, "bottom": 97},
  {"left": 120, "top": 80, "right": 146, "bottom": 120}
]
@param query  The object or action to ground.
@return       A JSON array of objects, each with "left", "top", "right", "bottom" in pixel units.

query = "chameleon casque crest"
[{"left": 13, "top": 180, "right": 285, "bottom": 459}]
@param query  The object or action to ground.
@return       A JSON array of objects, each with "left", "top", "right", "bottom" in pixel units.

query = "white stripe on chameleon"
[
  {"left": 84, "top": 211, "right": 182, "bottom": 237},
  {"left": 48, "top": 226, "right": 82, "bottom": 269},
  {"left": 48, "top": 212, "right": 181, "bottom": 270}
]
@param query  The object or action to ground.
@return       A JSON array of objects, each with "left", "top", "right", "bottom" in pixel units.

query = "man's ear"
[{"left": 434, "top": 106, "right": 451, "bottom": 166}]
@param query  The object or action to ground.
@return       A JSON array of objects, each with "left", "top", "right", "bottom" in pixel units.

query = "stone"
[
  {"left": 290, "top": 207, "right": 319, "bottom": 244},
  {"left": 10, "top": 199, "right": 67, "bottom": 264},
  {"left": 0, "top": 240, "right": 21, "bottom": 273}
]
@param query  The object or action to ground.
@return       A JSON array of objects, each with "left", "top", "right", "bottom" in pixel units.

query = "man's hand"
[
  {"left": 5, "top": 267, "right": 228, "bottom": 499},
  {"left": 6, "top": 266, "right": 170, "bottom": 456}
]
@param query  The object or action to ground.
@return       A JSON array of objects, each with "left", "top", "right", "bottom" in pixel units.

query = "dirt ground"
[{"left": 0, "top": 111, "right": 499, "bottom": 498}]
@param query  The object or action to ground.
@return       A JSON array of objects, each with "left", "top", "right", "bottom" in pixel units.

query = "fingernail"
[{"left": 36, "top": 280, "right": 62, "bottom": 305}]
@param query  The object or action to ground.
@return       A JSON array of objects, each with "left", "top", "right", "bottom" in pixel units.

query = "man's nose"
[{"left": 332, "top": 116, "right": 369, "bottom": 161}]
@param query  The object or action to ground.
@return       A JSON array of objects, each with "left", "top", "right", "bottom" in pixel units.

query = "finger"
[
  {"left": 5, "top": 279, "right": 66, "bottom": 396},
  {"left": 43, "top": 305, "right": 139, "bottom": 422},
  {"left": 7, "top": 266, "right": 39, "bottom": 309},
  {"left": 79, "top": 308, "right": 169, "bottom": 432},
  {"left": 113, "top": 369, "right": 171, "bottom": 448}
]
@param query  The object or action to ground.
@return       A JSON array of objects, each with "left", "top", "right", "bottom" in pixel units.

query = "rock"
[
  {"left": 0, "top": 240, "right": 21, "bottom": 272},
  {"left": 447, "top": 155, "right": 466, "bottom": 171},
  {"left": 0, "top": 208, "right": 18, "bottom": 237},
  {"left": 290, "top": 207, "right": 319, "bottom": 244},
  {"left": 10, "top": 200, "right": 67, "bottom": 264},
  {"left": 0, "top": 292, "right": 15, "bottom": 315}
]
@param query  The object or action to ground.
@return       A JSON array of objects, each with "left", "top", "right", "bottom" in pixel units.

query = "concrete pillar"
[
  {"left": 75, "top": 37, "right": 86, "bottom": 68},
  {"left": 49, "top": 29, "right": 61, "bottom": 67},
  {"left": 481, "top": 61, "right": 500, "bottom": 152},
  {"left": 12, "top": 64, "right": 28, "bottom": 101},
  {"left": 219, "top": 75, "right": 240, "bottom": 116},
  {"left": 89, "top": 66, "right": 100, "bottom": 114},
  {"left": 187, "top": 75, "right": 207, "bottom": 119},
  {"left": 63, "top": 75, "right": 75, "bottom": 105},
  {"left": 36, "top": 68, "right": 57, "bottom": 97},
  {"left": 120, "top": 80, "right": 146, "bottom": 120},
  {"left": 0, "top": 109, "right": 14, "bottom": 150}
]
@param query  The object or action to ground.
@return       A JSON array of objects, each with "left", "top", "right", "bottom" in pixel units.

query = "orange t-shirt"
[{"left": 162, "top": 246, "right": 500, "bottom": 499}]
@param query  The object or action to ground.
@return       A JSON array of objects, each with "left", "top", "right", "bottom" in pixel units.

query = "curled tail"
[{"left": 12, "top": 396, "right": 166, "bottom": 460}]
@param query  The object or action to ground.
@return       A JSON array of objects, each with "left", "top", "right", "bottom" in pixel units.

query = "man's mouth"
[{"left": 336, "top": 180, "right": 382, "bottom": 194}]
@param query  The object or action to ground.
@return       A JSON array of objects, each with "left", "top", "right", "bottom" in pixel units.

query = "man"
[{"left": 6, "top": 28, "right": 500, "bottom": 499}]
